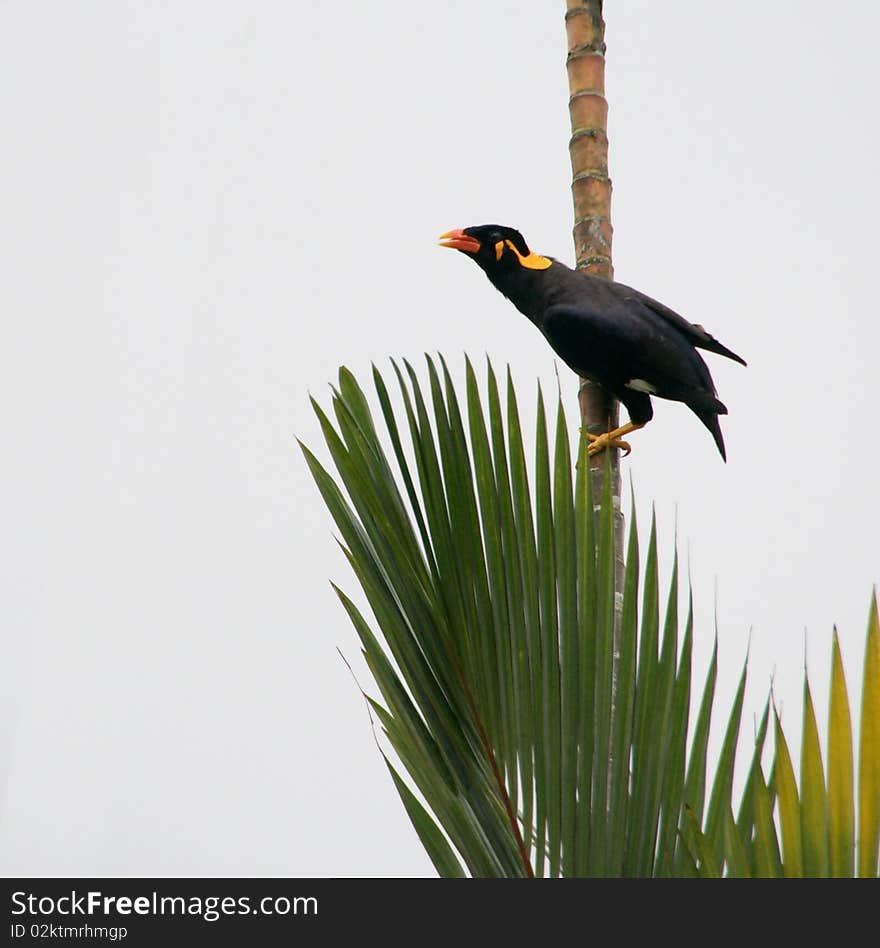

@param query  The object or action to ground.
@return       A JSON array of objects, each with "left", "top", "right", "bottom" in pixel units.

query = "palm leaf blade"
[
  {"left": 828, "top": 630, "right": 855, "bottom": 876},
  {"left": 800, "top": 678, "right": 829, "bottom": 877},
  {"left": 858, "top": 591, "right": 880, "bottom": 877}
]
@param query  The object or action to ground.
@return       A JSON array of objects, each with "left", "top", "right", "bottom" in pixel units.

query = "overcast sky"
[{"left": 2, "top": 2, "right": 878, "bottom": 877}]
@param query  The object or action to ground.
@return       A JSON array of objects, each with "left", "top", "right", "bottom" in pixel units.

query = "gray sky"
[{"left": 2, "top": 2, "right": 878, "bottom": 877}]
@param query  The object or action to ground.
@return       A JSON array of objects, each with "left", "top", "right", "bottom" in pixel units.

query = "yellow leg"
[{"left": 583, "top": 421, "right": 646, "bottom": 458}]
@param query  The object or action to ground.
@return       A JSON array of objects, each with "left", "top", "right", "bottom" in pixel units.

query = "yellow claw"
[
  {"left": 587, "top": 434, "right": 632, "bottom": 457},
  {"left": 579, "top": 421, "right": 646, "bottom": 459}
]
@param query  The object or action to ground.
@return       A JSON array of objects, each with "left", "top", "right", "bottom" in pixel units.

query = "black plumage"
[{"left": 439, "top": 224, "right": 746, "bottom": 460}]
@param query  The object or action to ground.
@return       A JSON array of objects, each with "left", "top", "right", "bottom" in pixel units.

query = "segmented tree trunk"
[{"left": 565, "top": 0, "right": 624, "bottom": 723}]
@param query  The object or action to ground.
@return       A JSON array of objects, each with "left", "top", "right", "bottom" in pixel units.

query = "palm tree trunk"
[{"left": 565, "top": 0, "right": 624, "bottom": 747}]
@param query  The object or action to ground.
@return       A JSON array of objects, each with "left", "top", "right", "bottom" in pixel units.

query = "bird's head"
[{"left": 438, "top": 224, "right": 552, "bottom": 275}]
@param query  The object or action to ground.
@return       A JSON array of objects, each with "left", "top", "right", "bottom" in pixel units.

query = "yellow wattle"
[{"left": 504, "top": 239, "right": 552, "bottom": 271}]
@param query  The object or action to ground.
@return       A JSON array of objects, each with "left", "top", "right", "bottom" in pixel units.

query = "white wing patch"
[{"left": 625, "top": 378, "right": 657, "bottom": 394}]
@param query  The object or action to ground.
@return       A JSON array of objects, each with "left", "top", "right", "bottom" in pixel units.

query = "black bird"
[{"left": 439, "top": 224, "right": 746, "bottom": 460}]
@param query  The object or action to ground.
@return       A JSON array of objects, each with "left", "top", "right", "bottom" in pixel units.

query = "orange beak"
[{"left": 438, "top": 228, "right": 481, "bottom": 254}]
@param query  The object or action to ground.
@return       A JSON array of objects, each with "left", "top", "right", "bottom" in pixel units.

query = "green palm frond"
[
  {"left": 303, "top": 357, "right": 880, "bottom": 878},
  {"left": 720, "top": 595, "right": 880, "bottom": 878},
  {"left": 679, "top": 596, "right": 879, "bottom": 878}
]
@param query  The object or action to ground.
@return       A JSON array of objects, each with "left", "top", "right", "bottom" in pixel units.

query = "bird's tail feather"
[{"left": 696, "top": 409, "right": 727, "bottom": 461}]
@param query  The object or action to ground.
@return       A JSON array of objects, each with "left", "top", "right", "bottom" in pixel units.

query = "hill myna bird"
[{"left": 439, "top": 224, "right": 746, "bottom": 460}]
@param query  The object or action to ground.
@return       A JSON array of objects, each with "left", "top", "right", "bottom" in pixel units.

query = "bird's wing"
[
  {"left": 542, "top": 301, "right": 721, "bottom": 407},
  {"left": 611, "top": 282, "right": 747, "bottom": 366}
]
